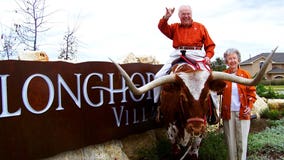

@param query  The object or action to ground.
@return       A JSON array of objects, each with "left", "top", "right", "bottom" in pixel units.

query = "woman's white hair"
[{"left": 223, "top": 48, "right": 241, "bottom": 64}]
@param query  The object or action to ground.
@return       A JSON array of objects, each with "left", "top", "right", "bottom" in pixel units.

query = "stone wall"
[{"left": 43, "top": 128, "right": 167, "bottom": 160}]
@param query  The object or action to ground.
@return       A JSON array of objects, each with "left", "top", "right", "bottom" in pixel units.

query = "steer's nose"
[{"left": 186, "top": 122, "right": 205, "bottom": 136}]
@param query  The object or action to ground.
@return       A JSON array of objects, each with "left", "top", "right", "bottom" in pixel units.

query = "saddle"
[
  {"left": 167, "top": 50, "right": 200, "bottom": 74},
  {"left": 172, "top": 50, "right": 198, "bottom": 67}
]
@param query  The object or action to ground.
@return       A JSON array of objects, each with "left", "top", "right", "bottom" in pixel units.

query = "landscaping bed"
[{"left": 137, "top": 110, "right": 284, "bottom": 160}]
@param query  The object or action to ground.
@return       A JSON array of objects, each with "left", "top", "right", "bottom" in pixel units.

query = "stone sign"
[{"left": 0, "top": 60, "right": 162, "bottom": 159}]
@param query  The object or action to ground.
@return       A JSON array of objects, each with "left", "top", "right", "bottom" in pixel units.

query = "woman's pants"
[{"left": 223, "top": 111, "right": 250, "bottom": 160}]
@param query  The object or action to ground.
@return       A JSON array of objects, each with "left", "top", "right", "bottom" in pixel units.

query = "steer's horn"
[
  {"left": 109, "top": 58, "right": 176, "bottom": 95},
  {"left": 212, "top": 46, "right": 278, "bottom": 85}
]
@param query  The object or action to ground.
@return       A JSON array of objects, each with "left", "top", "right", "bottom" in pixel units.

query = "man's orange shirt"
[{"left": 158, "top": 18, "right": 215, "bottom": 58}]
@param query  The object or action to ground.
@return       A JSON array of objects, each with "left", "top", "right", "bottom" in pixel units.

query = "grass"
[
  {"left": 269, "top": 85, "right": 284, "bottom": 89},
  {"left": 266, "top": 85, "right": 284, "bottom": 92},
  {"left": 257, "top": 84, "right": 284, "bottom": 98}
]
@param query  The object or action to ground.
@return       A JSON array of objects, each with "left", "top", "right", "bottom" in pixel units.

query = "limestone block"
[
  {"left": 18, "top": 51, "right": 49, "bottom": 61},
  {"left": 122, "top": 53, "right": 160, "bottom": 64},
  {"left": 121, "top": 129, "right": 157, "bottom": 160},
  {"left": 122, "top": 53, "right": 138, "bottom": 63},
  {"left": 267, "top": 99, "right": 284, "bottom": 110},
  {"left": 252, "top": 94, "right": 268, "bottom": 118},
  {"left": 43, "top": 140, "right": 129, "bottom": 160}
]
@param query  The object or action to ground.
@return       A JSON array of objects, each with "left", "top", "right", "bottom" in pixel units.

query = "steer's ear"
[{"left": 208, "top": 79, "right": 226, "bottom": 93}]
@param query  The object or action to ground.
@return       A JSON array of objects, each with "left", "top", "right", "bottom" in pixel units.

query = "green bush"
[
  {"left": 199, "top": 132, "right": 227, "bottom": 160},
  {"left": 256, "top": 84, "right": 284, "bottom": 99},
  {"left": 256, "top": 84, "right": 267, "bottom": 95},
  {"left": 260, "top": 108, "right": 282, "bottom": 120},
  {"left": 277, "top": 94, "right": 284, "bottom": 99},
  {"left": 136, "top": 136, "right": 173, "bottom": 160},
  {"left": 155, "top": 138, "right": 174, "bottom": 160}
]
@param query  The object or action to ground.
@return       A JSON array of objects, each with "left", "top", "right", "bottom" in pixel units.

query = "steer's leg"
[
  {"left": 155, "top": 105, "right": 161, "bottom": 122},
  {"left": 167, "top": 123, "right": 179, "bottom": 144},
  {"left": 188, "top": 136, "right": 202, "bottom": 159},
  {"left": 167, "top": 123, "right": 182, "bottom": 158}
]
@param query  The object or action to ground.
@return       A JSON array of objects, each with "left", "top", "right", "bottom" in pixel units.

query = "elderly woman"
[{"left": 221, "top": 48, "right": 257, "bottom": 160}]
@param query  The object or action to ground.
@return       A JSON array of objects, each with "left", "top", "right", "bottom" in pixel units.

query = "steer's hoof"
[
  {"left": 155, "top": 115, "right": 160, "bottom": 123},
  {"left": 172, "top": 144, "right": 181, "bottom": 158},
  {"left": 190, "top": 153, "right": 199, "bottom": 160}
]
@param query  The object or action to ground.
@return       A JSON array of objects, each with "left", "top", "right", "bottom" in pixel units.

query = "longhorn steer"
[{"left": 110, "top": 47, "right": 277, "bottom": 159}]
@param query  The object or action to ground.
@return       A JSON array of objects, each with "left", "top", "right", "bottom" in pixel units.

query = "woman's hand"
[{"left": 243, "top": 107, "right": 251, "bottom": 115}]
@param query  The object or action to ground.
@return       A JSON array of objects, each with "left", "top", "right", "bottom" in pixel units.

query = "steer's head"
[{"left": 160, "top": 64, "right": 225, "bottom": 136}]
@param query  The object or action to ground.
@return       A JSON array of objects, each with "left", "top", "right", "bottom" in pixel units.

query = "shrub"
[
  {"left": 265, "top": 87, "right": 278, "bottom": 98},
  {"left": 137, "top": 149, "right": 158, "bottom": 160},
  {"left": 260, "top": 108, "right": 281, "bottom": 120},
  {"left": 256, "top": 84, "right": 267, "bottom": 95},
  {"left": 155, "top": 138, "right": 174, "bottom": 160},
  {"left": 199, "top": 132, "right": 227, "bottom": 160},
  {"left": 136, "top": 136, "right": 173, "bottom": 160},
  {"left": 256, "top": 84, "right": 284, "bottom": 99}
]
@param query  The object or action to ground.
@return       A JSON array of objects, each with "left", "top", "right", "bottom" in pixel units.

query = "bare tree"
[
  {"left": 58, "top": 26, "right": 78, "bottom": 61},
  {"left": 14, "top": 0, "right": 52, "bottom": 51},
  {"left": 0, "top": 28, "right": 20, "bottom": 59}
]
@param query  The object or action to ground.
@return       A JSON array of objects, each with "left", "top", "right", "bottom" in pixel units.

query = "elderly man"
[
  {"left": 154, "top": 4, "right": 216, "bottom": 105},
  {"left": 153, "top": 5, "right": 216, "bottom": 159}
]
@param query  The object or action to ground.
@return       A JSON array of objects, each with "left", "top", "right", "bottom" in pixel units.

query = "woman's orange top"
[{"left": 221, "top": 68, "right": 257, "bottom": 120}]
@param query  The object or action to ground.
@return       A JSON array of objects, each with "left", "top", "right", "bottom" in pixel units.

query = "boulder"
[
  {"left": 267, "top": 99, "right": 284, "bottom": 110},
  {"left": 43, "top": 129, "right": 163, "bottom": 160},
  {"left": 122, "top": 53, "right": 160, "bottom": 64},
  {"left": 121, "top": 129, "right": 158, "bottom": 160},
  {"left": 18, "top": 51, "right": 49, "bottom": 61},
  {"left": 252, "top": 94, "right": 269, "bottom": 118},
  {"left": 44, "top": 140, "right": 129, "bottom": 160}
]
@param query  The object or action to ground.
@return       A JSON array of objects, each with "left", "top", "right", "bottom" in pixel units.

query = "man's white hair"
[
  {"left": 178, "top": 5, "right": 192, "bottom": 15},
  {"left": 178, "top": 5, "right": 192, "bottom": 12}
]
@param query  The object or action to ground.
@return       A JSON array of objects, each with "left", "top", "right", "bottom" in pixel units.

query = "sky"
[{"left": 0, "top": 0, "right": 283, "bottom": 63}]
